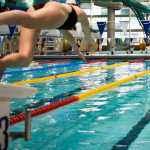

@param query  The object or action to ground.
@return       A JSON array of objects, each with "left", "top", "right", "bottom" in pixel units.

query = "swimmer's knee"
[
  {"left": 22, "top": 61, "right": 30, "bottom": 67},
  {"left": 20, "top": 55, "right": 32, "bottom": 67},
  {"left": 22, "top": 13, "right": 36, "bottom": 29},
  {"left": 24, "top": 58, "right": 32, "bottom": 67}
]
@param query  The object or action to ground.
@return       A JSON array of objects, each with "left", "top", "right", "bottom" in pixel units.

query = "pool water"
[{"left": 2, "top": 59, "right": 150, "bottom": 150}]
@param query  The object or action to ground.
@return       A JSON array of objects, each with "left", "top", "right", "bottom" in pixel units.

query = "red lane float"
[
  {"left": 38, "top": 59, "right": 70, "bottom": 65},
  {"left": 9, "top": 96, "right": 79, "bottom": 126},
  {"left": 129, "top": 58, "right": 145, "bottom": 64},
  {"left": 9, "top": 58, "right": 145, "bottom": 126},
  {"left": 85, "top": 59, "right": 108, "bottom": 64}
]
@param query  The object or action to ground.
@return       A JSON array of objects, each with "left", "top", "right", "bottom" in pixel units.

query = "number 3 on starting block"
[{"left": 0, "top": 116, "right": 9, "bottom": 150}]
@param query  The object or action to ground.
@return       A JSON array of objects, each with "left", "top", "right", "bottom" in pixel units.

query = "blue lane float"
[
  {"left": 4, "top": 62, "right": 85, "bottom": 75},
  {"left": 4, "top": 59, "right": 108, "bottom": 75}
]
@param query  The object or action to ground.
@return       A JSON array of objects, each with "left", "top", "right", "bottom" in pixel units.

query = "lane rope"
[
  {"left": 11, "top": 59, "right": 145, "bottom": 85},
  {"left": 11, "top": 61, "right": 146, "bottom": 116},
  {"left": 4, "top": 59, "right": 108, "bottom": 75},
  {"left": 10, "top": 85, "right": 89, "bottom": 116},
  {"left": 30, "top": 59, "right": 70, "bottom": 65},
  {"left": 9, "top": 68, "right": 150, "bottom": 126}
]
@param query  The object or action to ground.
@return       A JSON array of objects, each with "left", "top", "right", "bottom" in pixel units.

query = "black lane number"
[{"left": 0, "top": 116, "right": 8, "bottom": 150}]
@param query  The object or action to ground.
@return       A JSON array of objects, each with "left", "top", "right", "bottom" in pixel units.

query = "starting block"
[{"left": 0, "top": 83, "right": 38, "bottom": 150}]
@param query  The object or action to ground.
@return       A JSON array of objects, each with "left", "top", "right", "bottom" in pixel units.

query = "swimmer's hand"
[
  {"left": 78, "top": 51, "right": 86, "bottom": 60},
  {"left": 75, "top": 50, "right": 85, "bottom": 60}
]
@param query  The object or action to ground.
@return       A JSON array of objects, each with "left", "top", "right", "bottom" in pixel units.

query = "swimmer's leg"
[
  {"left": 0, "top": 8, "right": 41, "bottom": 79},
  {"left": 0, "top": 27, "right": 41, "bottom": 79},
  {"left": 0, "top": 59, "right": 6, "bottom": 80},
  {"left": 0, "top": 4, "right": 67, "bottom": 29}
]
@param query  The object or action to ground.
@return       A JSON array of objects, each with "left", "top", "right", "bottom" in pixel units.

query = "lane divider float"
[
  {"left": 11, "top": 62, "right": 146, "bottom": 116},
  {"left": 30, "top": 59, "right": 70, "bottom": 65},
  {"left": 11, "top": 59, "right": 145, "bottom": 85},
  {"left": 4, "top": 59, "right": 108, "bottom": 75},
  {"left": 10, "top": 86, "right": 89, "bottom": 116},
  {"left": 9, "top": 68, "right": 150, "bottom": 126}
]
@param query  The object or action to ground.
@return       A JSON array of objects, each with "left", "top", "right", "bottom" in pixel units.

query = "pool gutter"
[{"left": 33, "top": 54, "right": 150, "bottom": 60}]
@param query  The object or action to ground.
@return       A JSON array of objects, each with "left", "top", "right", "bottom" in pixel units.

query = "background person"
[{"left": 76, "top": 39, "right": 80, "bottom": 49}]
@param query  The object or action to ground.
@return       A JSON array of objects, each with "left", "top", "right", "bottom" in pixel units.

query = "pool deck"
[{"left": 33, "top": 51, "right": 150, "bottom": 60}]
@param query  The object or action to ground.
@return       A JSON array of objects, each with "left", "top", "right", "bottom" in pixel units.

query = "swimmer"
[
  {"left": 34, "top": 66, "right": 43, "bottom": 69},
  {"left": 140, "top": 49, "right": 143, "bottom": 53},
  {"left": 0, "top": 1, "right": 96, "bottom": 79},
  {"left": 76, "top": 39, "right": 80, "bottom": 49},
  {"left": 145, "top": 47, "right": 148, "bottom": 54},
  {"left": 126, "top": 49, "right": 130, "bottom": 54}
]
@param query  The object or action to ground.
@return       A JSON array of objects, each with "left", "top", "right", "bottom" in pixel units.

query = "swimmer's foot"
[{"left": 0, "top": 60, "right": 6, "bottom": 80}]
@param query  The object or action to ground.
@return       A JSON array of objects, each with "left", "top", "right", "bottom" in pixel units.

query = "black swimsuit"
[{"left": 33, "top": 2, "right": 78, "bottom": 30}]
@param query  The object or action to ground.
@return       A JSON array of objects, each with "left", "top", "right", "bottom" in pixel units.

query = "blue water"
[{"left": 2, "top": 59, "right": 150, "bottom": 150}]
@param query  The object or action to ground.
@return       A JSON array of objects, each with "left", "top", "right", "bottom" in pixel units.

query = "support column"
[{"left": 107, "top": 7, "right": 115, "bottom": 50}]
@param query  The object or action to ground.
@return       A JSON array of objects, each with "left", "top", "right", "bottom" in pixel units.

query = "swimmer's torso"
[{"left": 33, "top": 1, "right": 79, "bottom": 29}]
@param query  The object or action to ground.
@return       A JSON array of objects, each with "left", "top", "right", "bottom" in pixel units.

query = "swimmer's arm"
[
  {"left": 79, "top": 15, "right": 96, "bottom": 52},
  {"left": 80, "top": 16, "right": 93, "bottom": 46},
  {"left": 59, "top": 30, "right": 85, "bottom": 60}
]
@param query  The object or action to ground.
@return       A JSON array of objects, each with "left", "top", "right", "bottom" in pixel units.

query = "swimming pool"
[{"left": 2, "top": 59, "right": 150, "bottom": 150}]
